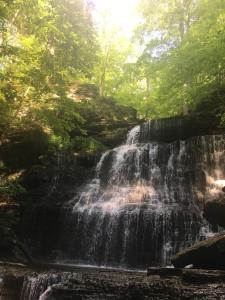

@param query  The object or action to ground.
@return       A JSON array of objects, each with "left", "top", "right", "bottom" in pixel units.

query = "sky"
[{"left": 92, "top": 0, "right": 141, "bottom": 38}]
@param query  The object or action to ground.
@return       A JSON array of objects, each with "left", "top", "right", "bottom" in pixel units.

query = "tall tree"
[
  {"left": 135, "top": 0, "right": 225, "bottom": 119},
  {"left": 0, "top": 0, "right": 98, "bottom": 145},
  {"left": 93, "top": 25, "right": 131, "bottom": 97}
]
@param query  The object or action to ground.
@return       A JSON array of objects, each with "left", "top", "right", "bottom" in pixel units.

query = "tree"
[
  {"left": 135, "top": 0, "right": 225, "bottom": 119},
  {"left": 93, "top": 24, "right": 132, "bottom": 97},
  {"left": 0, "top": 0, "right": 98, "bottom": 146}
]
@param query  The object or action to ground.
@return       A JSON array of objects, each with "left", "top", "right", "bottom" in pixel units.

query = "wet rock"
[
  {"left": 172, "top": 233, "right": 225, "bottom": 269},
  {"left": 96, "top": 127, "right": 129, "bottom": 148},
  {"left": 204, "top": 198, "right": 225, "bottom": 227},
  {"left": 147, "top": 267, "right": 182, "bottom": 277},
  {"left": 19, "top": 204, "right": 63, "bottom": 261},
  {"left": 147, "top": 267, "right": 225, "bottom": 284},
  {"left": 0, "top": 128, "right": 49, "bottom": 170},
  {"left": 3, "top": 263, "right": 225, "bottom": 300},
  {"left": 0, "top": 274, "right": 23, "bottom": 300},
  {"left": 182, "top": 269, "right": 225, "bottom": 284},
  {"left": 22, "top": 165, "right": 49, "bottom": 189},
  {"left": 138, "top": 115, "right": 221, "bottom": 143},
  {"left": 54, "top": 129, "right": 225, "bottom": 268}
]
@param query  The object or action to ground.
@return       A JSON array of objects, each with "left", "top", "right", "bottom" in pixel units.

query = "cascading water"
[
  {"left": 20, "top": 272, "right": 77, "bottom": 300},
  {"left": 58, "top": 120, "right": 225, "bottom": 268},
  {"left": 0, "top": 275, "right": 4, "bottom": 299}
]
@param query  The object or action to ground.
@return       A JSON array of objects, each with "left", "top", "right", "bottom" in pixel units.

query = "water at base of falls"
[
  {"left": 19, "top": 273, "right": 76, "bottom": 300},
  {"left": 58, "top": 120, "right": 225, "bottom": 268}
]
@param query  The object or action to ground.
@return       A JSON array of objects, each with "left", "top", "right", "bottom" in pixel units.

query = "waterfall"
[
  {"left": 58, "top": 120, "right": 225, "bottom": 268},
  {"left": 20, "top": 272, "right": 77, "bottom": 300},
  {"left": 0, "top": 276, "right": 4, "bottom": 299},
  {"left": 20, "top": 273, "right": 58, "bottom": 300}
]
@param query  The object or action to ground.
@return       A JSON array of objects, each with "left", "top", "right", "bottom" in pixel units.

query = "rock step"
[
  {"left": 172, "top": 233, "right": 225, "bottom": 269},
  {"left": 147, "top": 267, "right": 225, "bottom": 283},
  {"left": 147, "top": 267, "right": 183, "bottom": 277},
  {"left": 2, "top": 263, "right": 225, "bottom": 299}
]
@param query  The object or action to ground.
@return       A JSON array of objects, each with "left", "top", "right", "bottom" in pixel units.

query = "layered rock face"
[
  {"left": 57, "top": 119, "right": 225, "bottom": 268},
  {"left": 138, "top": 116, "right": 218, "bottom": 143}
]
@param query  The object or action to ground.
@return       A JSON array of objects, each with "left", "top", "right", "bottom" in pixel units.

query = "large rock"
[
  {"left": 0, "top": 128, "right": 49, "bottom": 170},
  {"left": 172, "top": 233, "right": 225, "bottom": 269},
  {"left": 204, "top": 198, "right": 225, "bottom": 227}
]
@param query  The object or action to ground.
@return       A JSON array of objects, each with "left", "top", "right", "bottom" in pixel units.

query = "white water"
[
  {"left": 18, "top": 120, "right": 225, "bottom": 299},
  {"left": 58, "top": 122, "right": 225, "bottom": 267}
]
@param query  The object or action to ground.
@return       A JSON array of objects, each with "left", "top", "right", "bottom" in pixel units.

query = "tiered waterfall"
[{"left": 59, "top": 119, "right": 225, "bottom": 268}]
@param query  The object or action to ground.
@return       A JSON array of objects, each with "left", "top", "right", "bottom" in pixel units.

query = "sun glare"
[{"left": 92, "top": 0, "right": 140, "bottom": 37}]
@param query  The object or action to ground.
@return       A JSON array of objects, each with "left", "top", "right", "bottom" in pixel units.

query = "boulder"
[
  {"left": 172, "top": 233, "right": 225, "bottom": 269},
  {"left": 0, "top": 128, "right": 49, "bottom": 170},
  {"left": 204, "top": 198, "right": 225, "bottom": 227}
]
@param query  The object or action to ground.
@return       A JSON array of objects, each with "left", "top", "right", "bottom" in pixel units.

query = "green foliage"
[
  {"left": 135, "top": 0, "right": 225, "bottom": 120},
  {"left": 92, "top": 26, "right": 132, "bottom": 98},
  {"left": 0, "top": 0, "right": 98, "bottom": 147},
  {"left": 1, "top": 0, "right": 224, "bottom": 153},
  {"left": 71, "top": 136, "right": 107, "bottom": 155},
  {"left": 75, "top": 86, "right": 137, "bottom": 123}
]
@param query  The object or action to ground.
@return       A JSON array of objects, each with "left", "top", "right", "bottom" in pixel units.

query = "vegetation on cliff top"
[{"left": 0, "top": 0, "right": 225, "bottom": 149}]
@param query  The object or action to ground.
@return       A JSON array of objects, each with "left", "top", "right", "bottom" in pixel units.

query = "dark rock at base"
[
  {"left": 147, "top": 267, "right": 225, "bottom": 284},
  {"left": 182, "top": 269, "right": 225, "bottom": 283},
  {"left": 172, "top": 233, "right": 225, "bottom": 269},
  {"left": 0, "top": 274, "right": 24, "bottom": 300},
  {"left": 147, "top": 267, "right": 183, "bottom": 277},
  {"left": 204, "top": 198, "right": 225, "bottom": 227},
  {"left": 18, "top": 204, "right": 63, "bottom": 261},
  {"left": 0, "top": 128, "right": 49, "bottom": 170},
  {"left": 17, "top": 150, "right": 98, "bottom": 261},
  {"left": 22, "top": 165, "right": 49, "bottom": 189},
  {"left": 3, "top": 263, "right": 225, "bottom": 300}
]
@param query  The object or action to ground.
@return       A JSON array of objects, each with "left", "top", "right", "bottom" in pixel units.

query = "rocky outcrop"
[
  {"left": 3, "top": 263, "right": 225, "bottom": 299},
  {"left": 172, "top": 233, "right": 225, "bottom": 269},
  {"left": 204, "top": 198, "right": 225, "bottom": 227},
  {"left": 0, "top": 128, "right": 49, "bottom": 170},
  {"left": 86, "top": 120, "right": 140, "bottom": 148},
  {"left": 147, "top": 267, "right": 225, "bottom": 283},
  {"left": 138, "top": 115, "right": 222, "bottom": 143}
]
